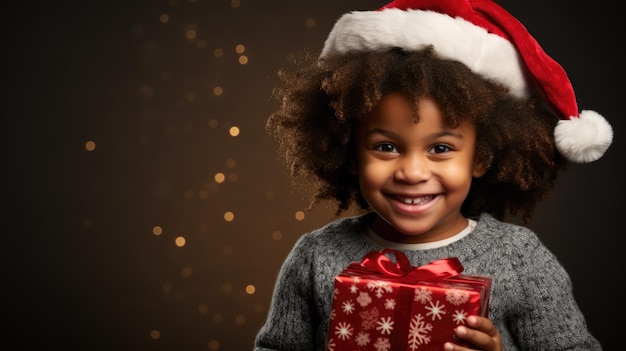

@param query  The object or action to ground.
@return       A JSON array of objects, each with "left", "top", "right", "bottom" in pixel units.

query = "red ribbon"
[{"left": 359, "top": 248, "right": 464, "bottom": 281}]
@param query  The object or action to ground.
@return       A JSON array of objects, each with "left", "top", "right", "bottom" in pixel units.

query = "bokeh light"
[{"left": 85, "top": 140, "right": 96, "bottom": 151}]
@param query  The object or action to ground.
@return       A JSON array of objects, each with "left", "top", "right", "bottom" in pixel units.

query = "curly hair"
[{"left": 266, "top": 47, "right": 569, "bottom": 224}]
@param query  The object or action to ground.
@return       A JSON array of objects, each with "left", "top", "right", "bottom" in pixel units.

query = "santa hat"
[{"left": 321, "top": 0, "right": 612, "bottom": 163}]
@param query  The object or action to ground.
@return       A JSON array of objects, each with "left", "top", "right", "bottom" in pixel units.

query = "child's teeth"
[{"left": 400, "top": 196, "right": 430, "bottom": 204}]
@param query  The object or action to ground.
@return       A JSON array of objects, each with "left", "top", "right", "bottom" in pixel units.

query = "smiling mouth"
[{"left": 395, "top": 195, "right": 435, "bottom": 205}]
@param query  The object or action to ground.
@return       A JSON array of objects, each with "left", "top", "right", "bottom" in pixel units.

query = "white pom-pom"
[{"left": 554, "top": 110, "right": 613, "bottom": 163}]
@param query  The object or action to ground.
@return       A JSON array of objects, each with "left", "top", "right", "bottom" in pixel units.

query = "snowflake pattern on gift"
[
  {"left": 342, "top": 299, "right": 356, "bottom": 314},
  {"left": 367, "top": 280, "right": 393, "bottom": 298},
  {"left": 384, "top": 298, "right": 396, "bottom": 310},
  {"left": 408, "top": 313, "right": 433, "bottom": 350},
  {"left": 452, "top": 309, "right": 468, "bottom": 324},
  {"left": 355, "top": 332, "right": 371, "bottom": 347},
  {"left": 374, "top": 337, "right": 391, "bottom": 351},
  {"left": 333, "top": 287, "right": 339, "bottom": 301},
  {"left": 350, "top": 284, "right": 359, "bottom": 294},
  {"left": 357, "top": 291, "right": 372, "bottom": 307},
  {"left": 360, "top": 307, "right": 380, "bottom": 330},
  {"left": 376, "top": 317, "right": 394, "bottom": 335},
  {"left": 335, "top": 322, "right": 353, "bottom": 340},
  {"left": 326, "top": 338, "right": 336, "bottom": 351},
  {"left": 414, "top": 287, "right": 433, "bottom": 303},
  {"left": 330, "top": 308, "right": 336, "bottom": 320},
  {"left": 425, "top": 300, "right": 447, "bottom": 320},
  {"left": 446, "top": 288, "right": 470, "bottom": 305}
]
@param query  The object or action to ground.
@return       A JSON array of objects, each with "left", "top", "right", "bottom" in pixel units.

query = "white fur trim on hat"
[{"left": 321, "top": 8, "right": 530, "bottom": 98}]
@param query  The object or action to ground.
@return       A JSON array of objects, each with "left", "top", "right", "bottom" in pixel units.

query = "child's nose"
[{"left": 394, "top": 154, "right": 430, "bottom": 183}]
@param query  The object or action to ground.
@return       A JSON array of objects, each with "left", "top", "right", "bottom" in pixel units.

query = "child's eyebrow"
[
  {"left": 430, "top": 130, "right": 464, "bottom": 139},
  {"left": 364, "top": 128, "right": 397, "bottom": 138},
  {"left": 364, "top": 128, "right": 464, "bottom": 140}
]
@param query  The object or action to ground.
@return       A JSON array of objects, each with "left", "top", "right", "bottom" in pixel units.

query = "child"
[{"left": 255, "top": 0, "right": 612, "bottom": 350}]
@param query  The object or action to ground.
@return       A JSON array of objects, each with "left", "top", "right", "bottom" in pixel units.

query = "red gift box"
[{"left": 326, "top": 249, "right": 491, "bottom": 351}]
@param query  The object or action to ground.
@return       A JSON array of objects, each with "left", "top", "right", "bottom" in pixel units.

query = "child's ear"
[{"left": 472, "top": 159, "right": 488, "bottom": 178}]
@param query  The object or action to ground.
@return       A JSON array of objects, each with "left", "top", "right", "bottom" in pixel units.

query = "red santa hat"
[{"left": 321, "top": 0, "right": 612, "bottom": 163}]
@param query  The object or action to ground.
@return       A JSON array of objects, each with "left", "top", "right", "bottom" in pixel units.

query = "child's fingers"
[
  {"left": 466, "top": 315, "right": 499, "bottom": 337},
  {"left": 447, "top": 316, "right": 502, "bottom": 351}
]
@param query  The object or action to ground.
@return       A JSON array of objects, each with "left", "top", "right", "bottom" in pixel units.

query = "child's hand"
[{"left": 443, "top": 315, "right": 502, "bottom": 351}]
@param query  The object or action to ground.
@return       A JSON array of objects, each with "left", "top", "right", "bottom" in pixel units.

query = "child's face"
[{"left": 353, "top": 93, "right": 486, "bottom": 244}]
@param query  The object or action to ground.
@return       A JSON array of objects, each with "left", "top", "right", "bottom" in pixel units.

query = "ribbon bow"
[{"left": 359, "top": 248, "right": 464, "bottom": 282}]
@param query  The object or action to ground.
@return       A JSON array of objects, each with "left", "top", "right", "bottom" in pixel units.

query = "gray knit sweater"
[{"left": 254, "top": 213, "right": 601, "bottom": 350}]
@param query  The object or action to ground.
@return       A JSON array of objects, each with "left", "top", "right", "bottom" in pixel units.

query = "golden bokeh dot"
[
  {"left": 295, "top": 211, "right": 305, "bottom": 221},
  {"left": 226, "top": 158, "right": 236, "bottom": 168},
  {"left": 212, "top": 313, "right": 223, "bottom": 323},
  {"left": 214, "top": 173, "right": 225, "bottom": 183},
  {"left": 185, "top": 91, "right": 196, "bottom": 102},
  {"left": 85, "top": 140, "right": 96, "bottom": 151},
  {"left": 271, "top": 230, "right": 282, "bottom": 240},
  {"left": 185, "top": 29, "right": 197, "bottom": 40},
  {"left": 230, "top": 0, "right": 240, "bottom": 8},
  {"left": 235, "top": 44, "right": 245, "bottom": 54},
  {"left": 184, "top": 189, "right": 194, "bottom": 199},
  {"left": 175, "top": 236, "right": 186, "bottom": 247},
  {"left": 224, "top": 211, "right": 234, "bottom": 221},
  {"left": 305, "top": 18, "right": 316, "bottom": 28},
  {"left": 181, "top": 266, "right": 192, "bottom": 277},
  {"left": 238, "top": 55, "right": 248, "bottom": 65},
  {"left": 198, "top": 190, "right": 209, "bottom": 199},
  {"left": 208, "top": 339, "right": 220, "bottom": 350},
  {"left": 214, "top": 48, "right": 224, "bottom": 58},
  {"left": 229, "top": 126, "right": 240, "bottom": 136},
  {"left": 235, "top": 314, "right": 246, "bottom": 325},
  {"left": 162, "top": 283, "right": 172, "bottom": 293},
  {"left": 159, "top": 14, "right": 169, "bottom": 23},
  {"left": 198, "top": 304, "right": 208, "bottom": 314},
  {"left": 213, "top": 86, "right": 223, "bottom": 96},
  {"left": 245, "top": 284, "right": 256, "bottom": 294},
  {"left": 152, "top": 226, "right": 163, "bottom": 236},
  {"left": 150, "top": 329, "right": 161, "bottom": 340},
  {"left": 254, "top": 304, "right": 265, "bottom": 314},
  {"left": 208, "top": 118, "right": 218, "bottom": 128}
]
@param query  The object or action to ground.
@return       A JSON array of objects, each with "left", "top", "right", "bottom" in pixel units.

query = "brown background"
[{"left": 4, "top": 0, "right": 621, "bottom": 349}]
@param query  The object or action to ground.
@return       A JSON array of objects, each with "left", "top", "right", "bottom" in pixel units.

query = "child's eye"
[
  {"left": 430, "top": 144, "right": 452, "bottom": 154},
  {"left": 374, "top": 143, "right": 399, "bottom": 153}
]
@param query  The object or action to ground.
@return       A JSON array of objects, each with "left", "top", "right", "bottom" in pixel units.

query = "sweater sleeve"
[
  {"left": 254, "top": 234, "right": 319, "bottom": 351},
  {"left": 510, "top": 233, "right": 602, "bottom": 350}
]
